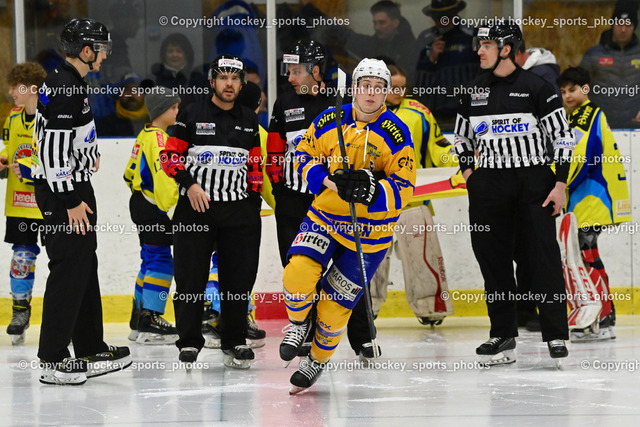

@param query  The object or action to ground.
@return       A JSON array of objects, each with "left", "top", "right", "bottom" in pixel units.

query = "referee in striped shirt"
[{"left": 454, "top": 23, "right": 575, "bottom": 362}]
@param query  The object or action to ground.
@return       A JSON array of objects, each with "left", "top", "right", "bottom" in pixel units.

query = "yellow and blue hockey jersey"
[
  {"left": 388, "top": 98, "right": 457, "bottom": 169},
  {"left": 1, "top": 106, "right": 41, "bottom": 219},
  {"left": 566, "top": 100, "right": 631, "bottom": 226},
  {"left": 124, "top": 124, "right": 178, "bottom": 214},
  {"left": 296, "top": 103, "right": 416, "bottom": 253}
]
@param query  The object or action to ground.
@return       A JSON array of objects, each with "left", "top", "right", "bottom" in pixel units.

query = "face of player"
[
  {"left": 372, "top": 12, "right": 399, "bottom": 40},
  {"left": 84, "top": 46, "right": 108, "bottom": 72},
  {"left": 560, "top": 83, "right": 589, "bottom": 112},
  {"left": 287, "top": 64, "right": 318, "bottom": 95},
  {"left": 8, "top": 84, "right": 35, "bottom": 106},
  {"left": 612, "top": 23, "right": 634, "bottom": 45},
  {"left": 354, "top": 77, "right": 387, "bottom": 115},
  {"left": 387, "top": 74, "right": 406, "bottom": 106},
  {"left": 165, "top": 44, "right": 186, "bottom": 70},
  {"left": 477, "top": 40, "right": 500, "bottom": 69},
  {"left": 212, "top": 72, "right": 242, "bottom": 104}
]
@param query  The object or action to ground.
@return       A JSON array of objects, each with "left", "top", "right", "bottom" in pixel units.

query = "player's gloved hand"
[{"left": 329, "top": 169, "right": 380, "bottom": 206}]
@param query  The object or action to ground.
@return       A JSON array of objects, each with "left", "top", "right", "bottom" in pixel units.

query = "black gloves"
[{"left": 329, "top": 169, "right": 380, "bottom": 206}]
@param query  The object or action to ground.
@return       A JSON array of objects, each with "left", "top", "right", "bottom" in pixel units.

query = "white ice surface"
[{"left": 2, "top": 316, "right": 640, "bottom": 426}]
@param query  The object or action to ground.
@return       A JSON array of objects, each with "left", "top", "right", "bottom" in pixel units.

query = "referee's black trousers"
[
  {"left": 35, "top": 180, "right": 109, "bottom": 362},
  {"left": 173, "top": 195, "right": 261, "bottom": 351},
  {"left": 467, "top": 166, "right": 569, "bottom": 342}
]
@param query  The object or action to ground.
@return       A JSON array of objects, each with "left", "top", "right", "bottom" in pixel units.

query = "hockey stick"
[{"left": 334, "top": 66, "right": 380, "bottom": 359}]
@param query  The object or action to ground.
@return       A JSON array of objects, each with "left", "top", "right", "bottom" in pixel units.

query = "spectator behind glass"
[
  {"left": 97, "top": 73, "right": 149, "bottom": 137},
  {"left": 515, "top": 41, "right": 561, "bottom": 98},
  {"left": 327, "top": 1, "right": 416, "bottom": 74},
  {"left": 101, "top": 0, "right": 142, "bottom": 85},
  {"left": 579, "top": 0, "right": 640, "bottom": 128},
  {"left": 412, "top": 0, "right": 479, "bottom": 131},
  {"left": 150, "top": 33, "right": 207, "bottom": 107},
  {"left": 151, "top": 33, "right": 194, "bottom": 89}
]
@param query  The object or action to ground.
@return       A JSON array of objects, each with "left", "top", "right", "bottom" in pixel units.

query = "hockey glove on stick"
[{"left": 329, "top": 169, "right": 380, "bottom": 206}]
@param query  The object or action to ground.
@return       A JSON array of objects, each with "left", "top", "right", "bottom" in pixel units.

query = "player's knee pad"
[
  {"left": 10, "top": 245, "right": 39, "bottom": 280},
  {"left": 283, "top": 255, "right": 322, "bottom": 320},
  {"left": 10, "top": 244, "right": 39, "bottom": 298}
]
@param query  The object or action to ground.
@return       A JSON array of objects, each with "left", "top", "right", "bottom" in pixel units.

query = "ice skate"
[
  {"left": 418, "top": 315, "right": 445, "bottom": 330},
  {"left": 476, "top": 337, "right": 516, "bottom": 366},
  {"left": 179, "top": 347, "right": 199, "bottom": 373},
  {"left": 280, "top": 318, "right": 311, "bottom": 367},
  {"left": 222, "top": 345, "right": 254, "bottom": 369},
  {"left": 7, "top": 300, "right": 30, "bottom": 345},
  {"left": 289, "top": 356, "right": 325, "bottom": 395},
  {"left": 135, "top": 309, "right": 178, "bottom": 345},
  {"left": 83, "top": 345, "right": 132, "bottom": 378},
  {"left": 202, "top": 305, "right": 221, "bottom": 349},
  {"left": 40, "top": 358, "right": 88, "bottom": 386},
  {"left": 548, "top": 339, "right": 568, "bottom": 368},
  {"left": 298, "top": 342, "right": 312, "bottom": 357},
  {"left": 128, "top": 299, "right": 139, "bottom": 341},
  {"left": 246, "top": 312, "right": 266, "bottom": 349},
  {"left": 358, "top": 342, "right": 382, "bottom": 364},
  {"left": 570, "top": 315, "right": 616, "bottom": 343}
]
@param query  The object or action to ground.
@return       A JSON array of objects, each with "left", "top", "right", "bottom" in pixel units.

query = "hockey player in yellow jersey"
[
  {"left": 370, "top": 63, "right": 457, "bottom": 326},
  {"left": 281, "top": 58, "right": 416, "bottom": 392},
  {"left": 557, "top": 67, "right": 632, "bottom": 342},
  {"left": 124, "top": 87, "right": 180, "bottom": 345},
  {"left": 1, "top": 62, "right": 47, "bottom": 344}
]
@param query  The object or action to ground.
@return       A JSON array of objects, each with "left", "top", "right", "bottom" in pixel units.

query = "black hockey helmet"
[
  {"left": 60, "top": 18, "right": 111, "bottom": 57},
  {"left": 281, "top": 39, "right": 326, "bottom": 78},
  {"left": 208, "top": 54, "right": 246, "bottom": 84},
  {"left": 473, "top": 23, "right": 523, "bottom": 55}
]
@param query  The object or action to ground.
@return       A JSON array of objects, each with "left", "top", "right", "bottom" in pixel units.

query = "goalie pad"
[
  {"left": 558, "top": 213, "right": 602, "bottom": 330},
  {"left": 395, "top": 205, "right": 453, "bottom": 318},
  {"left": 370, "top": 247, "right": 391, "bottom": 315}
]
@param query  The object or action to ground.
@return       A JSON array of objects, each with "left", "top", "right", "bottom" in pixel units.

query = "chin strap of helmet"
[{"left": 77, "top": 47, "right": 98, "bottom": 71}]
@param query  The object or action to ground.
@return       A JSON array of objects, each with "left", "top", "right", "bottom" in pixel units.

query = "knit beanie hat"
[{"left": 145, "top": 86, "right": 181, "bottom": 121}]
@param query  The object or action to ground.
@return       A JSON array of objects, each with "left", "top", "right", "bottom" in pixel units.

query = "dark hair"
[
  {"left": 518, "top": 40, "right": 527, "bottom": 53},
  {"left": 160, "top": 33, "right": 194, "bottom": 68},
  {"left": 557, "top": 66, "right": 590, "bottom": 88},
  {"left": 370, "top": 1, "right": 401, "bottom": 20},
  {"left": 387, "top": 63, "right": 406, "bottom": 78}
]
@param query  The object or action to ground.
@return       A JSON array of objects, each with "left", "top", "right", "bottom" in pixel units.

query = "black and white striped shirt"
[
  {"left": 32, "top": 62, "right": 99, "bottom": 207},
  {"left": 454, "top": 67, "right": 574, "bottom": 180},
  {"left": 162, "top": 98, "right": 261, "bottom": 202}
]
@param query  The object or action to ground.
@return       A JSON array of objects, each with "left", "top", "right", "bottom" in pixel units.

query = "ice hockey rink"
[{"left": 1, "top": 316, "right": 639, "bottom": 426}]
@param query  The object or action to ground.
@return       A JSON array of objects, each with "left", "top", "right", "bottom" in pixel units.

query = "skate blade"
[
  {"left": 570, "top": 328, "right": 615, "bottom": 343},
  {"left": 10, "top": 333, "right": 26, "bottom": 345},
  {"left": 204, "top": 337, "right": 221, "bottom": 349},
  {"left": 282, "top": 359, "right": 292, "bottom": 368},
  {"left": 555, "top": 359, "right": 564, "bottom": 369},
  {"left": 247, "top": 338, "right": 265, "bottom": 349},
  {"left": 478, "top": 350, "right": 516, "bottom": 367},
  {"left": 127, "top": 330, "right": 139, "bottom": 341},
  {"left": 289, "top": 385, "right": 308, "bottom": 395},
  {"left": 40, "top": 372, "right": 88, "bottom": 386},
  {"left": 223, "top": 355, "right": 252, "bottom": 369},
  {"left": 136, "top": 332, "right": 178, "bottom": 345}
]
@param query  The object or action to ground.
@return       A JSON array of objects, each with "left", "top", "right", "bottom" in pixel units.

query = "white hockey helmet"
[{"left": 352, "top": 58, "right": 391, "bottom": 89}]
